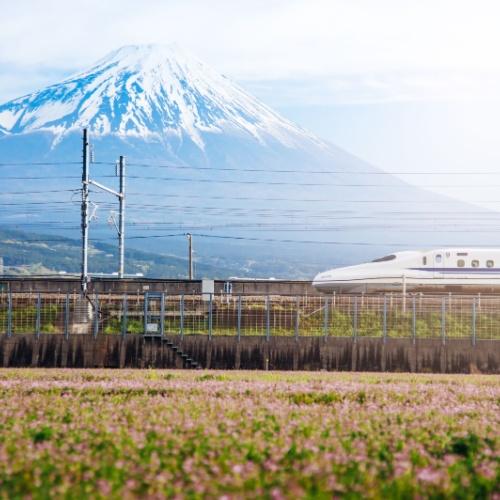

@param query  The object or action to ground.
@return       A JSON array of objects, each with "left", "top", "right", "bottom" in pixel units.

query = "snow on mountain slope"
[{"left": 0, "top": 44, "right": 323, "bottom": 151}]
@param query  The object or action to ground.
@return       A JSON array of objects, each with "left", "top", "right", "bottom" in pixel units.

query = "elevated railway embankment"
[
  {"left": 0, "top": 278, "right": 499, "bottom": 373},
  {"left": 0, "top": 334, "right": 497, "bottom": 373}
]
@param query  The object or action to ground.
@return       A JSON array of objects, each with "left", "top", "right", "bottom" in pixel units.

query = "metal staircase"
[
  {"left": 164, "top": 337, "right": 199, "bottom": 369},
  {"left": 143, "top": 292, "right": 200, "bottom": 369},
  {"left": 143, "top": 334, "right": 199, "bottom": 369}
]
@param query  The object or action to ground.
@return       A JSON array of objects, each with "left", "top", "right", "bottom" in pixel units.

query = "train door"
[{"left": 433, "top": 252, "right": 444, "bottom": 278}]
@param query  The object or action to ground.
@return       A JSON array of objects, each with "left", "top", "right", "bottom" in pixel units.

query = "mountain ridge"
[{"left": 0, "top": 227, "right": 227, "bottom": 277}]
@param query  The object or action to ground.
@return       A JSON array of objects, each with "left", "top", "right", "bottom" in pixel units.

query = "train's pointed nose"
[
  {"left": 313, "top": 269, "right": 350, "bottom": 289},
  {"left": 312, "top": 271, "right": 330, "bottom": 288},
  {"left": 312, "top": 264, "right": 372, "bottom": 292}
]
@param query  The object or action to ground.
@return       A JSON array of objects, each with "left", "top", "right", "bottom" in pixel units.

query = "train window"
[
  {"left": 423, "top": 256, "right": 427, "bottom": 265},
  {"left": 471, "top": 260, "right": 479, "bottom": 268},
  {"left": 371, "top": 254, "right": 396, "bottom": 263},
  {"left": 435, "top": 254, "right": 442, "bottom": 263},
  {"left": 457, "top": 259, "right": 465, "bottom": 267},
  {"left": 487, "top": 260, "right": 494, "bottom": 268}
]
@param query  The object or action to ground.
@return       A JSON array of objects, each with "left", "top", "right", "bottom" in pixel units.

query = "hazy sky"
[{"left": 1, "top": 0, "right": 500, "bottom": 207}]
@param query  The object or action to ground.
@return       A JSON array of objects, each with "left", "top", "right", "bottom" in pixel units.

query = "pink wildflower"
[
  {"left": 97, "top": 479, "right": 112, "bottom": 496},
  {"left": 270, "top": 487, "right": 285, "bottom": 500},
  {"left": 231, "top": 464, "right": 243, "bottom": 474},
  {"left": 417, "top": 467, "right": 443, "bottom": 484}
]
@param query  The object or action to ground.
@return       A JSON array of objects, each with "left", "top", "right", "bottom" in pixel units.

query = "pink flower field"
[{"left": 0, "top": 369, "right": 497, "bottom": 498}]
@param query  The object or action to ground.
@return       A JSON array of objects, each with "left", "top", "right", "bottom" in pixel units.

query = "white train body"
[{"left": 313, "top": 248, "right": 500, "bottom": 293}]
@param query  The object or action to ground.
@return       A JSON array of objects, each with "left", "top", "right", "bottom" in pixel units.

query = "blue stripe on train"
[{"left": 410, "top": 267, "right": 500, "bottom": 273}]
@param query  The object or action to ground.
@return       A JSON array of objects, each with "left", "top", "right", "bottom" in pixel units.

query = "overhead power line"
[
  {"left": 4, "top": 159, "right": 500, "bottom": 176},
  {"left": 0, "top": 189, "right": 80, "bottom": 195},
  {"left": 0, "top": 176, "right": 81, "bottom": 180},
  {"left": 126, "top": 192, "right": 500, "bottom": 204},
  {"left": 121, "top": 232, "right": 500, "bottom": 247},
  {"left": 114, "top": 161, "right": 500, "bottom": 176},
  {"left": 5, "top": 174, "right": 500, "bottom": 188},
  {"left": 5, "top": 192, "right": 500, "bottom": 204},
  {"left": 0, "top": 161, "right": 80, "bottom": 167},
  {"left": 0, "top": 201, "right": 80, "bottom": 206},
  {"left": 4, "top": 207, "right": 500, "bottom": 220},
  {"left": 122, "top": 175, "right": 500, "bottom": 188}
]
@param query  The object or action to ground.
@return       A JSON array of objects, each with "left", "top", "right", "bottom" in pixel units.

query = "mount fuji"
[
  {"left": 0, "top": 44, "right": 479, "bottom": 277},
  {"left": 0, "top": 44, "right": 331, "bottom": 161}
]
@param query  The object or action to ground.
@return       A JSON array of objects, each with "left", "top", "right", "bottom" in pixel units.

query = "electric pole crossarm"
[{"left": 88, "top": 180, "right": 123, "bottom": 198}]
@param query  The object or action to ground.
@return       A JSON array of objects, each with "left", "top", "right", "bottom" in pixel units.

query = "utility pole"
[
  {"left": 81, "top": 128, "right": 126, "bottom": 281},
  {"left": 81, "top": 129, "right": 90, "bottom": 294},
  {"left": 118, "top": 156, "right": 126, "bottom": 278},
  {"left": 187, "top": 233, "right": 194, "bottom": 280}
]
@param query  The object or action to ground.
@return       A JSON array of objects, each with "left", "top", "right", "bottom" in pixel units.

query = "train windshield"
[{"left": 371, "top": 254, "right": 396, "bottom": 263}]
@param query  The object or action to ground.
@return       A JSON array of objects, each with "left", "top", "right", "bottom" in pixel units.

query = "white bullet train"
[{"left": 313, "top": 248, "right": 500, "bottom": 293}]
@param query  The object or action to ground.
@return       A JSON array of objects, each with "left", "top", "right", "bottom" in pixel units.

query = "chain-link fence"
[{"left": 0, "top": 292, "right": 499, "bottom": 341}]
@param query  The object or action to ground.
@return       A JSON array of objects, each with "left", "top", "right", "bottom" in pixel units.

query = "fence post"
[
  {"left": 323, "top": 296, "right": 329, "bottom": 340},
  {"left": 36, "top": 293, "right": 41, "bottom": 339},
  {"left": 180, "top": 294, "right": 184, "bottom": 338},
  {"left": 143, "top": 293, "right": 148, "bottom": 334},
  {"left": 7, "top": 292, "right": 12, "bottom": 337},
  {"left": 294, "top": 296, "right": 300, "bottom": 340},
  {"left": 471, "top": 298, "right": 476, "bottom": 346},
  {"left": 237, "top": 294, "right": 242, "bottom": 342},
  {"left": 412, "top": 295, "right": 416, "bottom": 344},
  {"left": 93, "top": 292, "right": 99, "bottom": 339},
  {"left": 441, "top": 296, "right": 446, "bottom": 345},
  {"left": 121, "top": 294, "right": 128, "bottom": 337},
  {"left": 160, "top": 292, "right": 165, "bottom": 338},
  {"left": 353, "top": 296, "right": 358, "bottom": 342},
  {"left": 266, "top": 295, "right": 270, "bottom": 341},
  {"left": 208, "top": 293, "right": 213, "bottom": 340},
  {"left": 64, "top": 293, "right": 70, "bottom": 340},
  {"left": 383, "top": 295, "right": 387, "bottom": 342}
]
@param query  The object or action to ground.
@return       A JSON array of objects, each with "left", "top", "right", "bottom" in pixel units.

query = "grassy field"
[{"left": 0, "top": 370, "right": 497, "bottom": 499}]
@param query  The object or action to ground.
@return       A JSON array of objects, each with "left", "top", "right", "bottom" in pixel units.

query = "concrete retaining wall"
[
  {"left": 0, "top": 334, "right": 498, "bottom": 373},
  {"left": 1, "top": 278, "right": 318, "bottom": 296}
]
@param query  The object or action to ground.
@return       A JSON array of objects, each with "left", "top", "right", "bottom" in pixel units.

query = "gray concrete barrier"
[{"left": 0, "top": 334, "right": 498, "bottom": 373}]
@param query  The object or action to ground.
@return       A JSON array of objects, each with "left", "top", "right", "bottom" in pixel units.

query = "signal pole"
[
  {"left": 187, "top": 233, "right": 194, "bottom": 279},
  {"left": 81, "top": 129, "right": 90, "bottom": 294},
  {"left": 118, "top": 155, "right": 126, "bottom": 278}
]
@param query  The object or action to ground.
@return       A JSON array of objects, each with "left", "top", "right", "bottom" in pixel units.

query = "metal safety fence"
[{"left": 0, "top": 292, "right": 499, "bottom": 341}]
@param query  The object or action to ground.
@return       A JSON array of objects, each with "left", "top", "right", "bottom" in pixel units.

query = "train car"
[{"left": 312, "top": 248, "right": 500, "bottom": 293}]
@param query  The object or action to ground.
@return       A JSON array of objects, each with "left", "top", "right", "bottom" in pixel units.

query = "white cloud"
[
  {"left": 1, "top": 0, "right": 500, "bottom": 103},
  {"left": 1, "top": 0, "right": 500, "bottom": 211},
  {"left": 244, "top": 71, "right": 500, "bottom": 107}
]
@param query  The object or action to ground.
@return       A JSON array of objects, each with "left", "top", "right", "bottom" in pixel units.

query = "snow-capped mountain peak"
[{"left": 0, "top": 43, "right": 318, "bottom": 150}]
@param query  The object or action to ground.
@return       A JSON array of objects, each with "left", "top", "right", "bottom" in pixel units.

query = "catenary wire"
[
  {"left": 5, "top": 173, "right": 500, "bottom": 188},
  {"left": 5, "top": 159, "right": 500, "bottom": 176}
]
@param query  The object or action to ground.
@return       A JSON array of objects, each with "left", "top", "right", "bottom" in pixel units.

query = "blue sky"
[{"left": 1, "top": 0, "right": 500, "bottom": 207}]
